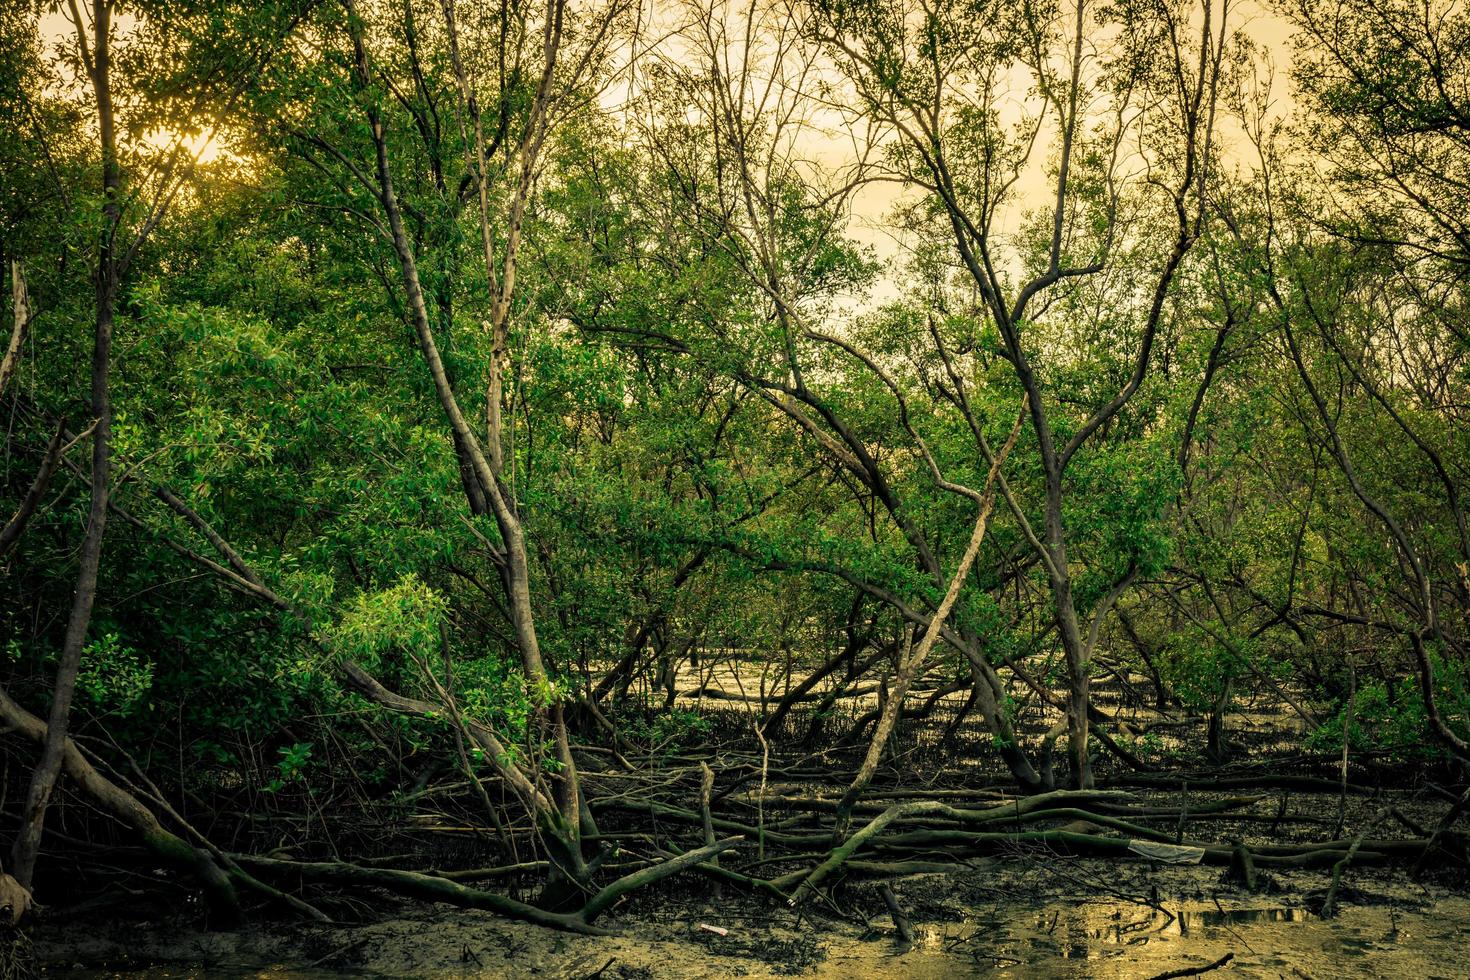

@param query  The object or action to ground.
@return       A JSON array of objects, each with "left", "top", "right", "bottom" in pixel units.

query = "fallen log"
[
  {"left": 1107, "top": 774, "right": 1384, "bottom": 796},
  {"left": 844, "top": 859, "right": 972, "bottom": 876},
  {"left": 854, "top": 826, "right": 1429, "bottom": 869},
  {"left": 234, "top": 837, "right": 744, "bottom": 933},
  {"left": 1092, "top": 796, "right": 1267, "bottom": 817},
  {"left": 592, "top": 799, "right": 817, "bottom": 848},
  {"left": 943, "top": 790, "right": 1140, "bottom": 822},
  {"left": 233, "top": 855, "right": 607, "bottom": 934}
]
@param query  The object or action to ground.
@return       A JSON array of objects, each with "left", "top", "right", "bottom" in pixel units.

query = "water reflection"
[
  {"left": 942, "top": 901, "right": 1317, "bottom": 963},
  {"left": 1186, "top": 906, "right": 1314, "bottom": 928}
]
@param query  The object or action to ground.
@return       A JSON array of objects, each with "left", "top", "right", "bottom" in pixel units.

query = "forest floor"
[
  {"left": 24, "top": 662, "right": 1470, "bottom": 977},
  {"left": 33, "top": 841, "right": 1470, "bottom": 978}
]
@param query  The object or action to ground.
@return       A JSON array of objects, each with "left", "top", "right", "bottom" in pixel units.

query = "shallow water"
[
  {"left": 821, "top": 895, "right": 1466, "bottom": 979},
  {"left": 39, "top": 884, "right": 1470, "bottom": 979}
]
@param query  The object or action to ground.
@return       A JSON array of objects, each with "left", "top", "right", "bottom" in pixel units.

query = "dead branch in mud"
[
  {"left": 1319, "top": 805, "right": 1395, "bottom": 917},
  {"left": 1147, "top": 952, "right": 1235, "bottom": 980},
  {"left": 788, "top": 801, "right": 945, "bottom": 906},
  {"left": 879, "top": 883, "right": 913, "bottom": 944}
]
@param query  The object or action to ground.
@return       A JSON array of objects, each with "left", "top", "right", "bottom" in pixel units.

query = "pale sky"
[{"left": 35, "top": 0, "right": 1302, "bottom": 315}]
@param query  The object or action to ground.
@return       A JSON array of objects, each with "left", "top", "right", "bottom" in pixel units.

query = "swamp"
[{"left": 2, "top": 0, "right": 1470, "bottom": 976}]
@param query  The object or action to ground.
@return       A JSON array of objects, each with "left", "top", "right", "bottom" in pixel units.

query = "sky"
[
  {"left": 796, "top": 0, "right": 1302, "bottom": 311},
  {"left": 34, "top": 0, "right": 1304, "bottom": 312}
]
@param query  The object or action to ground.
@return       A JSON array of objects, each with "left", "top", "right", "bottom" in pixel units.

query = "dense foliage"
[{"left": 0, "top": 0, "right": 1467, "bottom": 923}]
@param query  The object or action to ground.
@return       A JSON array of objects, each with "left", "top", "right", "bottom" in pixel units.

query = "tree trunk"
[
  {"left": 1056, "top": 586, "right": 1094, "bottom": 790},
  {"left": 343, "top": 0, "right": 592, "bottom": 888},
  {"left": 11, "top": 0, "right": 119, "bottom": 890},
  {"left": 832, "top": 404, "right": 1024, "bottom": 836}
]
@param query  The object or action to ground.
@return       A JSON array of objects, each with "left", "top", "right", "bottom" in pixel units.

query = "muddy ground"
[
  {"left": 33, "top": 853, "right": 1470, "bottom": 978},
  {"left": 24, "top": 663, "right": 1470, "bottom": 978}
]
